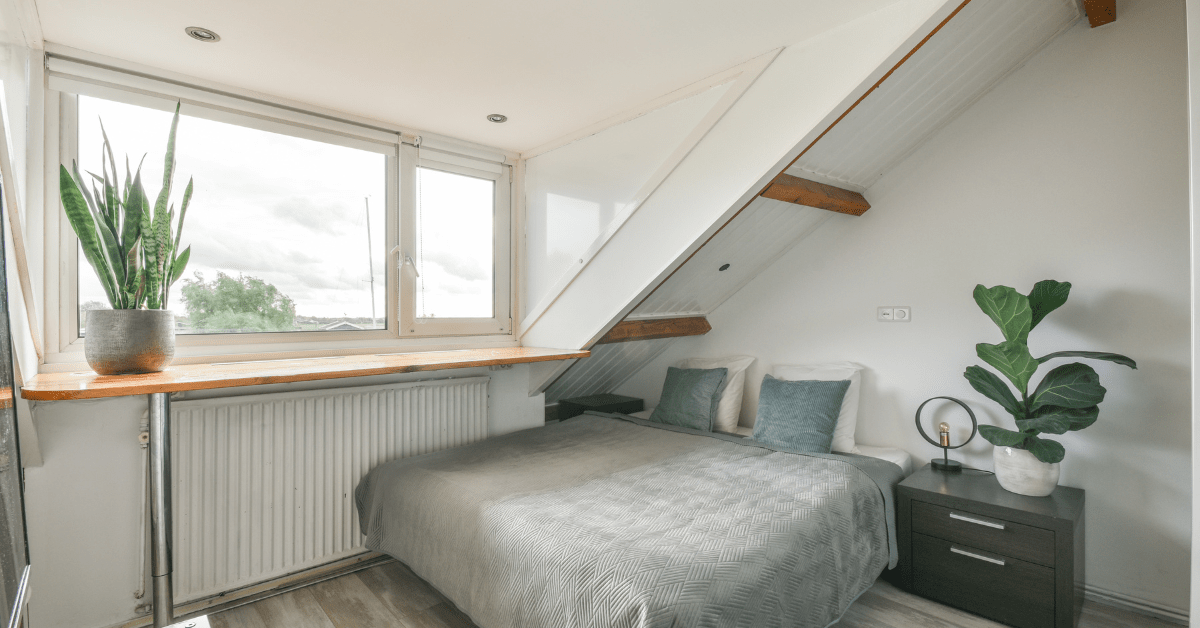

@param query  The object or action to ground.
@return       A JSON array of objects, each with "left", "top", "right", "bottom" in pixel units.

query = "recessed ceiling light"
[
  {"left": 487, "top": 114, "right": 508, "bottom": 123},
  {"left": 185, "top": 27, "right": 221, "bottom": 43}
]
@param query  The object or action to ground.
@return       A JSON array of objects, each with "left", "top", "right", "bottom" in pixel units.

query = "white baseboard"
[{"left": 1084, "top": 584, "right": 1188, "bottom": 625}]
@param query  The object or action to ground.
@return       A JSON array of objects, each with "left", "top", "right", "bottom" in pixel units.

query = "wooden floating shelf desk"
[
  {"left": 20, "top": 346, "right": 589, "bottom": 627},
  {"left": 22, "top": 346, "right": 590, "bottom": 401}
]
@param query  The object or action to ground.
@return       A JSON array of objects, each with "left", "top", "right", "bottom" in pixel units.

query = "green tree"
[{"left": 180, "top": 272, "right": 296, "bottom": 332}]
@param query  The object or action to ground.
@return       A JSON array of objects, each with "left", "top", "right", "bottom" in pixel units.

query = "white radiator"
[{"left": 169, "top": 376, "right": 490, "bottom": 602}]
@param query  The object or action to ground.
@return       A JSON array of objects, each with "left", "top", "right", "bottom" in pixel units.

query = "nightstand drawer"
[
  {"left": 912, "top": 500, "right": 1055, "bottom": 567},
  {"left": 912, "top": 532, "right": 1055, "bottom": 628}
]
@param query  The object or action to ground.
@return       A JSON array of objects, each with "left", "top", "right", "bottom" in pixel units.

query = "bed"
[{"left": 355, "top": 412, "right": 905, "bottom": 628}]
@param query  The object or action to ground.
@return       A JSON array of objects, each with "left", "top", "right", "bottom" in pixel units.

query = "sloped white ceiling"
[
  {"left": 546, "top": 0, "right": 1084, "bottom": 402},
  {"left": 633, "top": 0, "right": 1083, "bottom": 322},
  {"left": 631, "top": 197, "right": 831, "bottom": 318},
  {"left": 525, "top": 83, "right": 734, "bottom": 318},
  {"left": 546, "top": 339, "right": 677, "bottom": 403},
  {"left": 789, "top": 0, "right": 1081, "bottom": 188},
  {"left": 548, "top": 198, "right": 831, "bottom": 402},
  {"left": 34, "top": 0, "right": 905, "bottom": 151}
]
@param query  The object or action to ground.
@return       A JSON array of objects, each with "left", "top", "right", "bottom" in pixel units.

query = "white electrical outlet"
[{"left": 878, "top": 306, "right": 911, "bottom": 322}]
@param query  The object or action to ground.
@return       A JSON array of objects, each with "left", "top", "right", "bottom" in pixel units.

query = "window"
[
  {"left": 48, "top": 60, "right": 514, "bottom": 363},
  {"left": 75, "top": 96, "right": 389, "bottom": 336},
  {"left": 415, "top": 167, "right": 495, "bottom": 319},
  {"left": 399, "top": 156, "right": 511, "bottom": 337}
]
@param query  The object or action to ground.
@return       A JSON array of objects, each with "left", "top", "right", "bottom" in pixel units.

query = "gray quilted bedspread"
[{"left": 355, "top": 413, "right": 902, "bottom": 628}]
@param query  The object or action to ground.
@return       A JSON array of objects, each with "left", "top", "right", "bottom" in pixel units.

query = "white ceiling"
[
  {"left": 789, "top": 0, "right": 1081, "bottom": 189},
  {"left": 34, "top": 0, "right": 905, "bottom": 152},
  {"left": 544, "top": 0, "right": 1085, "bottom": 399}
]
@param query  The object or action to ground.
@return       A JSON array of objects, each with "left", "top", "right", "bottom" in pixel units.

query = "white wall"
[
  {"left": 23, "top": 365, "right": 545, "bottom": 628},
  {"left": 520, "top": 0, "right": 949, "bottom": 351},
  {"left": 621, "top": 0, "right": 1191, "bottom": 615}
]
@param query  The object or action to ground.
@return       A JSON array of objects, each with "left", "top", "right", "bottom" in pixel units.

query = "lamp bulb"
[{"left": 938, "top": 422, "right": 950, "bottom": 433}]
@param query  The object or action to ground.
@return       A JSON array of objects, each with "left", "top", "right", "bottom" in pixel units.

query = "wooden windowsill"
[{"left": 20, "top": 346, "right": 589, "bottom": 401}]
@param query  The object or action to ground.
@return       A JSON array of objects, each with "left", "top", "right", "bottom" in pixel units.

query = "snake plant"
[
  {"left": 965, "top": 280, "right": 1136, "bottom": 464},
  {"left": 59, "top": 103, "right": 192, "bottom": 310}
]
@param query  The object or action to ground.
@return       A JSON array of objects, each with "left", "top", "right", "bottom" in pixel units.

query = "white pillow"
[
  {"left": 676, "top": 356, "right": 756, "bottom": 433},
  {"left": 772, "top": 362, "right": 863, "bottom": 454}
]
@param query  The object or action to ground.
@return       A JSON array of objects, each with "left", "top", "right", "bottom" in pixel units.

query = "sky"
[
  {"left": 76, "top": 95, "right": 495, "bottom": 332},
  {"left": 415, "top": 168, "right": 494, "bottom": 319}
]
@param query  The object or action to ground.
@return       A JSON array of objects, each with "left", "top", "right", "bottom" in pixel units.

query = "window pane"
[
  {"left": 415, "top": 167, "right": 494, "bottom": 319},
  {"left": 76, "top": 96, "right": 387, "bottom": 335}
]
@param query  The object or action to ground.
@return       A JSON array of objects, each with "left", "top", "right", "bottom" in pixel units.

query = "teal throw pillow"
[
  {"left": 752, "top": 375, "right": 851, "bottom": 453},
  {"left": 649, "top": 366, "right": 729, "bottom": 431}
]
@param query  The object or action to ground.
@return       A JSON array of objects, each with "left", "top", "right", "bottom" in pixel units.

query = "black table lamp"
[{"left": 915, "top": 396, "right": 978, "bottom": 473}]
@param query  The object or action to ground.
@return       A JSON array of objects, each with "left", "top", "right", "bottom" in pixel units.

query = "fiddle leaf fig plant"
[
  {"left": 965, "top": 280, "right": 1136, "bottom": 464},
  {"left": 59, "top": 102, "right": 193, "bottom": 310}
]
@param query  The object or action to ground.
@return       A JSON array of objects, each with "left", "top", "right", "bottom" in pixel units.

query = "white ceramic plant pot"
[{"left": 993, "top": 447, "right": 1060, "bottom": 497}]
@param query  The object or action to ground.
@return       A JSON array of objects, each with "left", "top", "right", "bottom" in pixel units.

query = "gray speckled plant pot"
[{"left": 84, "top": 309, "right": 175, "bottom": 375}]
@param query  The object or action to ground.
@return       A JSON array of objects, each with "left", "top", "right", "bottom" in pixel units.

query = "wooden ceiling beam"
[
  {"left": 596, "top": 317, "right": 712, "bottom": 345},
  {"left": 760, "top": 174, "right": 871, "bottom": 216},
  {"left": 1082, "top": 0, "right": 1115, "bottom": 28}
]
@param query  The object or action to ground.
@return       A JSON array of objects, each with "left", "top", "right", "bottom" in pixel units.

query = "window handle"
[
  {"left": 390, "top": 246, "right": 420, "bottom": 277},
  {"left": 403, "top": 255, "right": 420, "bottom": 277}
]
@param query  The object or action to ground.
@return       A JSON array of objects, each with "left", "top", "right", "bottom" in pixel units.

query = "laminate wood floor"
[{"left": 208, "top": 562, "right": 1179, "bottom": 628}]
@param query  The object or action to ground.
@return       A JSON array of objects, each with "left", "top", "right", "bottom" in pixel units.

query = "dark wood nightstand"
[
  {"left": 898, "top": 465, "right": 1085, "bottom": 628},
  {"left": 556, "top": 393, "right": 644, "bottom": 421}
]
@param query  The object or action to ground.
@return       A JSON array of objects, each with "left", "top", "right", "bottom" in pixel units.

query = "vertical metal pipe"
[
  {"left": 134, "top": 416, "right": 149, "bottom": 603},
  {"left": 148, "top": 393, "right": 173, "bottom": 628}
]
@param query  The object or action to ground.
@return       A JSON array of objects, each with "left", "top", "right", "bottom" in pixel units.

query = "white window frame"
[
  {"left": 41, "top": 54, "right": 517, "bottom": 368},
  {"left": 401, "top": 144, "right": 513, "bottom": 337}
]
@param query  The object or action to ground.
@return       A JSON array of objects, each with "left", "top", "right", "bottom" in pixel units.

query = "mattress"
[
  {"left": 629, "top": 409, "right": 914, "bottom": 476},
  {"left": 356, "top": 413, "right": 904, "bottom": 628}
]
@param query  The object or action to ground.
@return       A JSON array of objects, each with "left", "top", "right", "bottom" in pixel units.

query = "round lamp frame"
[{"left": 914, "top": 396, "right": 978, "bottom": 473}]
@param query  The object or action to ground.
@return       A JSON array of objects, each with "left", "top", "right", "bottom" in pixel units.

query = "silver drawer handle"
[
  {"left": 950, "top": 546, "right": 1006, "bottom": 566},
  {"left": 949, "top": 512, "right": 1006, "bottom": 530}
]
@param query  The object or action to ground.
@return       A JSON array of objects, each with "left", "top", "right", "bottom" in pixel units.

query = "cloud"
[
  {"left": 293, "top": 271, "right": 346, "bottom": 291},
  {"left": 285, "top": 249, "right": 323, "bottom": 266},
  {"left": 186, "top": 230, "right": 278, "bottom": 273},
  {"left": 423, "top": 251, "right": 489, "bottom": 282},
  {"left": 270, "top": 197, "right": 354, "bottom": 233},
  {"left": 427, "top": 282, "right": 477, "bottom": 295}
]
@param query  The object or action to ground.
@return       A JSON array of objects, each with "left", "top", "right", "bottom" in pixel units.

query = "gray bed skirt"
[{"left": 356, "top": 412, "right": 903, "bottom": 628}]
